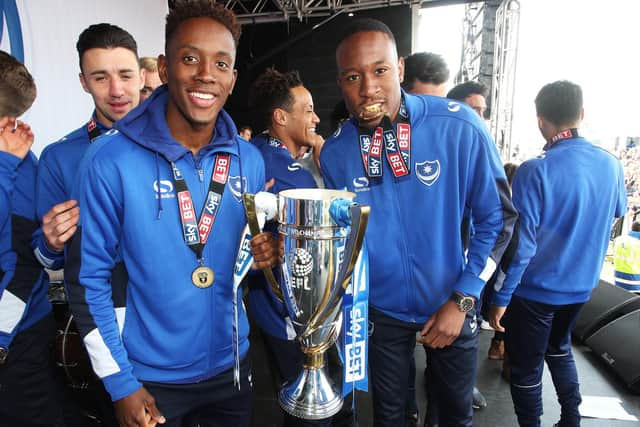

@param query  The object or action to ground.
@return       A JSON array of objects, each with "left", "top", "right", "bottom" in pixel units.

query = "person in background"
[
  {"left": 447, "top": 81, "right": 488, "bottom": 119},
  {"left": 139, "top": 56, "right": 163, "bottom": 102},
  {"left": 486, "top": 162, "right": 519, "bottom": 362},
  {"left": 36, "top": 23, "right": 144, "bottom": 272},
  {"left": 402, "top": 52, "right": 449, "bottom": 97},
  {"left": 238, "top": 125, "right": 253, "bottom": 141},
  {"left": 489, "top": 80, "right": 626, "bottom": 427},
  {"left": 0, "top": 49, "right": 67, "bottom": 427},
  {"left": 613, "top": 221, "right": 640, "bottom": 293}
]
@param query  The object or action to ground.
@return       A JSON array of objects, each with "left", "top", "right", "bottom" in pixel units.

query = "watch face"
[{"left": 460, "top": 297, "right": 474, "bottom": 312}]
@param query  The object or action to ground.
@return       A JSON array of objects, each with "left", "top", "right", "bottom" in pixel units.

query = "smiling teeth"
[{"left": 190, "top": 92, "right": 214, "bottom": 100}]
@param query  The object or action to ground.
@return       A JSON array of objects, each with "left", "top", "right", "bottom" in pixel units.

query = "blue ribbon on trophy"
[{"left": 340, "top": 243, "right": 369, "bottom": 397}]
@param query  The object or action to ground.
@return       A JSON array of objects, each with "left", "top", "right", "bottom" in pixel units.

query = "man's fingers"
[{"left": 145, "top": 399, "right": 166, "bottom": 424}]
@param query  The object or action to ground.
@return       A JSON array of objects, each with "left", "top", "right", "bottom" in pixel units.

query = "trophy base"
[{"left": 278, "top": 366, "right": 343, "bottom": 420}]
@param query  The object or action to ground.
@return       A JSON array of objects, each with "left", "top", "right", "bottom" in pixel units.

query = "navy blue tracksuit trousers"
[
  {"left": 505, "top": 295, "right": 583, "bottom": 427},
  {"left": 368, "top": 307, "right": 478, "bottom": 427}
]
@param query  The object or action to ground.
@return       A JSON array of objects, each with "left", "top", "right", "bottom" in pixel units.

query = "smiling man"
[
  {"left": 65, "top": 2, "right": 277, "bottom": 426},
  {"left": 34, "top": 23, "right": 143, "bottom": 271},
  {"left": 320, "top": 19, "right": 516, "bottom": 426}
]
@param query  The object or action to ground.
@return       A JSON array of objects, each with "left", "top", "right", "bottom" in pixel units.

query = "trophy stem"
[{"left": 278, "top": 351, "right": 343, "bottom": 420}]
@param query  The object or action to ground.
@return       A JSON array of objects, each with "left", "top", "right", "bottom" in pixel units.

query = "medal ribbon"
[
  {"left": 358, "top": 97, "right": 411, "bottom": 178},
  {"left": 171, "top": 154, "right": 230, "bottom": 262},
  {"left": 545, "top": 128, "right": 579, "bottom": 150}
]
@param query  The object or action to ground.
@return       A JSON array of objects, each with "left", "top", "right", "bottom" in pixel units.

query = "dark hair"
[
  {"left": 238, "top": 125, "right": 252, "bottom": 133},
  {"left": 337, "top": 18, "right": 396, "bottom": 50},
  {"left": 633, "top": 221, "right": 640, "bottom": 232},
  {"left": 402, "top": 52, "right": 449, "bottom": 91},
  {"left": 0, "top": 50, "right": 36, "bottom": 117},
  {"left": 166, "top": 0, "right": 241, "bottom": 49},
  {"left": 503, "top": 162, "right": 519, "bottom": 187},
  {"left": 248, "top": 68, "right": 304, "bottom": 133},
  {"left": 76, "top": 23, "right": 138, "bottom": 72},
  {"left": 446, "top": 81, "right": 488, "bottom": 101},
  {"left": 535, "top": 80, "right": 583, "bottom": 127}
]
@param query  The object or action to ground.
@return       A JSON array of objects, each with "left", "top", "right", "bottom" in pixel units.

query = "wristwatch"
[
  {"left": 0, "top": 347, "right": 7, "bottom": 365},
  {"left": 450, "top": 292, "right": 475, "bottom": 313}
]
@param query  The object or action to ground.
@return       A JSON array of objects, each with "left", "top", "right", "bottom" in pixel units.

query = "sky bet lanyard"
[
  {"left": 171, "top": 154, "right": 230, "bottom": 288},
  {"left": 86, "top": 118, "right": 102, "bottom": 143},
  {"left": 358, "top": 97, "right": 411, "bottom": 178},
  {"left": 544, "top": 128, "right": 579, "bottom": 150}
]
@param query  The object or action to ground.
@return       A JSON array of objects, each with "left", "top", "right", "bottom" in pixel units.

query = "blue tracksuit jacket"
[
  {"left": 0, "top": 151, "right": 51, "bottom": 351},
  {"left": 34, "top": 115, "right": 108, "bottom": 270},
  {"left": 65, "top": 86, "right": 265, "bottom": 401},
  {"left": 247, "top": 134, "right": 318, "bottom": 340},
  {"left": 493, "top": 136, "right": 627, "bottom": 306},
  {"left": 320, "top": 92, "right": 514, "bottom": 323}
]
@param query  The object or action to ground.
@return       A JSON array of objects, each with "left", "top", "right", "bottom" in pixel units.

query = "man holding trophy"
[
  {"left": 319, "top": 19, "right": 516, "bottom": 426},
  {"left": 246, "top": 67, "right": 337, "bottom": 427}
]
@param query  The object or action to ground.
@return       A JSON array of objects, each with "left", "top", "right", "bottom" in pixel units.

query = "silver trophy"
[{"left": 245, "top": 188, "right": 369, "bottom": 420}]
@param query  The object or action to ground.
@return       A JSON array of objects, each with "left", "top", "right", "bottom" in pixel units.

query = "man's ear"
[
  {"left": 273, "top": 108, "right": 287, "bottom": 127},
  {"left": 398, "top": 56, "right": 405, "bottom": 84},
  {"left": 79, "top": 73, "right": 90, "bottom": 94},
  {"left": 158, "top": 55, "right": 169, "bottom": 84},
  {"left": 139, "top": 68, "right": 146, "bottom": 90}
]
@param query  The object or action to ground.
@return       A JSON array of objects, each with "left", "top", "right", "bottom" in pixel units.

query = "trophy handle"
[
  {"left": 243, "top": 192, "right": 283, "bottom": 301},
  {"left": 302, "top": 204, "right": 370, "bottom": 339}
]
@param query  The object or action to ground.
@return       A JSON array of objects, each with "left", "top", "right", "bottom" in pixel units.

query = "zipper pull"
[{"left": 198, "top": 169, "right": 204, "bottom": 182}]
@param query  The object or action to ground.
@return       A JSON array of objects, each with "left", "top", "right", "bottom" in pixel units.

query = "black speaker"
[
  {"left": 572, "top": 280, "right": 640, "bottom": 342},
  {"left": 585, "top": 309, "right": 640, "bottom": 393}
]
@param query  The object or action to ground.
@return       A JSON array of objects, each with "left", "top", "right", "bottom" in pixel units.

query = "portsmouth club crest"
[
  {"left": 228, "top": 176, "right": 247, "bottom": 202},
  {"left": 415, "top": 160, "right": 441, "bottom": 187}
]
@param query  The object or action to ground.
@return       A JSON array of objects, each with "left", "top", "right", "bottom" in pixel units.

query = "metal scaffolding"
[
  {"left": 489, "top": 0, "right": 520, "bottom": 160},
  {"left": 219, "top": 0, "right": 478, "bottom": 24}
]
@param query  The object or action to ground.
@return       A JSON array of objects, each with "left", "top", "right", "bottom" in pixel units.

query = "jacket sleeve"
[
  {"left": 33, "top": 149, "right": 66, "bottom": 270},
  {"left": 615, "top": 160, "right": 627, "bottom": 218},
  {"left": 454, "top": 129, "right": 511, "bottom": 300},
  {"left": 0, "top": 151, "right": 21, "bottom": 349},
  {"left": 65, "top": 155, "right": 141, "bottom": 401},
  {"left": 491, "top": 164, "right": 541, "bottom": 306}
]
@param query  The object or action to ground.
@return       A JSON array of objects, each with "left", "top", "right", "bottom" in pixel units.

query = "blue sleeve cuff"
[
  {"left": 454, "top": 271, "right": 485, "bottom": 301},
  {"left": 491, "top": 290, "right": 512, "bottom": 307},
  {"left": 102, "top": 368, "right": 143, "bottom": 402},
  {"left": 33, "top": 236, "right": 64, "bottom": 270}
]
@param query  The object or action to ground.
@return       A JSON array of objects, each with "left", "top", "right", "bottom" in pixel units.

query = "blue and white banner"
[
  {"left": 232, "top": 223, "right": 255, "bottom": 388},
  {"left": 340, "top": 242, "right": 369, "bottom": 397}
]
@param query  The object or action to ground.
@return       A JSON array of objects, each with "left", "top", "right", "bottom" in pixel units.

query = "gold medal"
[{"left": 192, "top": 266, "right": 215, "bottom": 288}]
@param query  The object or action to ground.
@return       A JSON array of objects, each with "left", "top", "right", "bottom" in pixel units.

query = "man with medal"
[
  {"left": 319, "top": 19, "right": 516, "bottom": 426},
  {"left": 65, "top": 2, "right": 278, "bottom": 426},
  {"left": 488, "top": 81, "right": 626, "bottom": 427},
  {"left": 35, "top": 23, "right": 144, "bottom": 271}
]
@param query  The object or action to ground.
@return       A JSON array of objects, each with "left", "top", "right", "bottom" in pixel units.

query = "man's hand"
[
  {"left": 42, "top": 200, "right": 80, "bottom": 251},
  {"left": 249, "top": 232, "right": 280, "bottom": 270},
  {"left": 417, "top": 300, "right": 466, "bottom": 349},
  {"left": 0, "top": 118, "right": 34, "bottom": 160},
  {"left": 114, "top": 387, "right": 165, "bottom": 427},
  {"left": 311, "top": 134, "right": 325, "bottom": 172},
  {"left": 488, "top": 304, "right": 507, "bottom": 332},
  {"left": 265, "top": 178, "right": 276, "bottom": 192}
]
